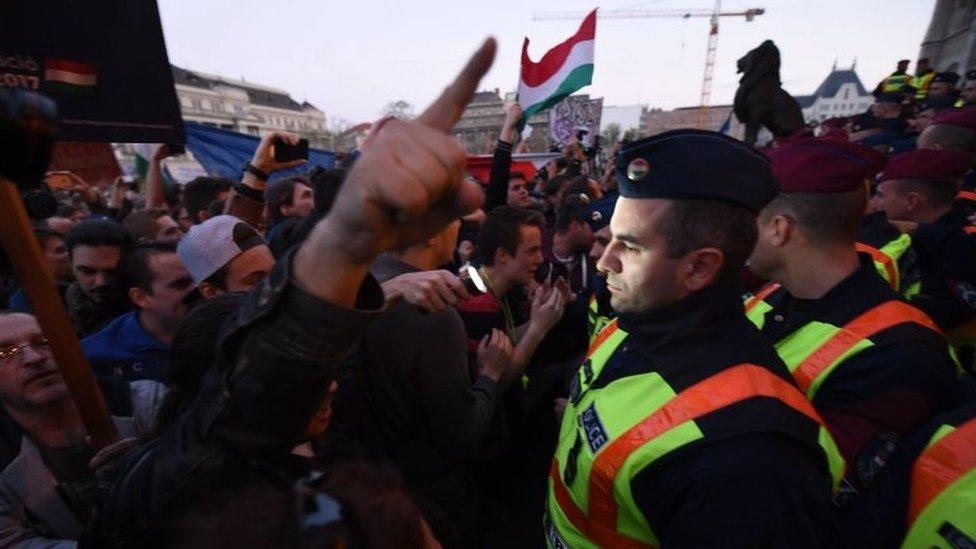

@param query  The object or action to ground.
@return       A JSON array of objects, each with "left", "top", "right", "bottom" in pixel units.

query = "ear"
[
  {"left": 280, "top": 203, "right": 293, "bottom": 217},
  {"left": 198, "top": 282, "right": 220, "bottom": 300},
  {"left": 905, "top": 191, "right": 923, "bottom": 211},
  {"left": 494, "top": 247, "right": 513, "bottom": 267},
  {"left": 766, "top": 213, "right": 794, "bottom": 248},
  {"left": 197, "top": 210, "right": 210, "bottom": 223},
  {"left": 129, "top": 287, "right": 151, "bottom": 309},
  {"left": 680, "top": 247, "right": 725, "bottom": 292}
]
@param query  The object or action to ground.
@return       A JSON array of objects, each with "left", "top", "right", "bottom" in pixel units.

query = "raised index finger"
[{"left": 417, "top": 37, "right": 497, "bottom": 133}]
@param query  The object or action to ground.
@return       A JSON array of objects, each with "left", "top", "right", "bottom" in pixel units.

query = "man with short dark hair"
[
  {"left": 866, "top": 149, "right": 976, "bottom": 354},
  {"left": 926, "top": 71, "right": 961, "bottom": 100},
  {"left": 961, "top": 79, "right": 976, "bottom": 107},
  {"left": 123, "top": 208, "right": 183, "bottom": 244},
  {"left": 182, "top": 176, "right": 233, "bottom": 225},
  {"left": 82, "top": 241, "right": 195, "bottom": 382},
  {"left": 747, "top": 139, "right": 960, "bottom": 499},
  {"left": 545, "top": 194, "right": 595, "bottom": 294},
  {"left": 8, "top": 228, "right": 72, "bottom": 314},
  {"left": 63, "top": 219, "right": 133, "bottom": 336},
  {"left": 265, "top": 177, "right": 315, "bottom": 233},
  {"left": 547, "top": 130, "right": 841, "bottom": 547},
  {"left": 458, "top": 207, "right": 564, "bottom": 367}
]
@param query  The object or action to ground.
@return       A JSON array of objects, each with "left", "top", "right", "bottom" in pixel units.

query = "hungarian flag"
[
  {"left": 44, "top": 58, "right": 98, "bottom": 94},
  {"left": 518, "top": 9, "right": 596, "bottom": 125},
  {"left": 133, "top": 144, "right": 160, "bottom": 179}
]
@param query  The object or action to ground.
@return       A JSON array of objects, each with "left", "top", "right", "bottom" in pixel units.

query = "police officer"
[
  {"left": 747, "top": 138, "right": 960, "bottom": 499},
  {"left": 868, "top": 149, "right": 976, "bottom": 355},
  {"left": 878, "top": 60, "right": 913, "bottom": 95},
  {"left": 545, "top": 130, "right": 843, "bottom": 548},
  {"left": 836, "top": 401, "right": 976, "bottom": 548},
  {"left": 582, "top": 192, "right": 617, "bottom": 342},
  {"left": 927, "top": 71, "right": 963, "bottom": 105},
  {"left": 918, "top": 107, "right": 976, "bottom": 209},
  {"left": 912, "top": 57, "right": 936, "bottom": 99}
]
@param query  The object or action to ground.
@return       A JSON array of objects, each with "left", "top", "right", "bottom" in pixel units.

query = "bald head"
[{"left": 918, "top": 124, "right": 976, "bottom": 156}]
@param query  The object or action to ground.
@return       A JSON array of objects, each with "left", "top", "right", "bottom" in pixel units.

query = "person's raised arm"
[
  {"left": 485, "top": 102, "right": 522, "bottom": 211},
  {"left": 224, "top": 131, "right": 306, "bottom": 227},
  {"left": 294, "top": 38, "right": 497, "bottom": 308},
  {"left": 144, "top": 145, "right": 178, "bottom": 210}
]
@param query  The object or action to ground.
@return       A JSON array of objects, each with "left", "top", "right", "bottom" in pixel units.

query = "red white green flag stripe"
[
  {"left": 44, "top": 58, "right": 97, "bottom": 94},
  {"left": 517, "top": 9, "right": 596, "bottom": 123}
]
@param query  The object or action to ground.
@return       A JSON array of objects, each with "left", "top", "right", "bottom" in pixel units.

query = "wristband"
[
  {"left": 243, "top": 161, "right": 270, "bottom": 181},
  {"left": 234, "top": 181, "right": 265, "bottom": 203}
]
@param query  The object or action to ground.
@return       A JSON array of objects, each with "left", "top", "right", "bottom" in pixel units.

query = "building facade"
[
  {"left": 453, "top": 88, "right": 549, "bottom": 153},
  {"left": 171, "top": 65, "right": 330, "bottom": 148},
  {"left": 794, "top": 64, "right": 873, "bottom": 123},
  {"left": 645, "top": 105, "right": 746, "bottom": 140},
  {"left": 919, "top": 0, "right": 976, "bottom": 77}
]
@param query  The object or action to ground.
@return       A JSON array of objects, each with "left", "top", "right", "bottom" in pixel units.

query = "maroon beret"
[
  {"left": 930, "top": 107, "right": 976, "bottom": 130},
  {"left": 767, "top": 138, "right": 887, "bottom": 193},
  {"left": 877, "top": 149, "right": 970, "bottom": 182}
]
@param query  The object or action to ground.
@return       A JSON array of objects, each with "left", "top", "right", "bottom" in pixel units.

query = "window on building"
[
  {"left": 844, "top": 87, "right": 850, "bottom": 100},
  {"left": 192, "top": 99, "right": 203, "bottom": 110},
  {"left": 247, "top": 125, "right": 259, "bottom": 135},
  {"left": 201, "top": 99, "right": 211, "bottom": 110},
  {"left": 180, "top": 97, "right": 190, "bottom": 108}
]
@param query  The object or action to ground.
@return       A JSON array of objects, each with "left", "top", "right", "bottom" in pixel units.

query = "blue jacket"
[{"left": 82, "top": 311, "right": 168, "bottom": 382}]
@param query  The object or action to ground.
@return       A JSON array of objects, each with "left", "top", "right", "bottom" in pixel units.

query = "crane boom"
[{"left": 532, "top": 8, "right": 764, "bottom": 21}]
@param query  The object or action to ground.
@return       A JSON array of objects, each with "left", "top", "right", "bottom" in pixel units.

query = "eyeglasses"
[{"left": 0, "top": 337, "right": 51, "bottom": 364}]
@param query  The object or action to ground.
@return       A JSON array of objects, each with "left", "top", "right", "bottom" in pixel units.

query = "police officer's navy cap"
[
  {"left": 874, "top": 92, "right": 904, "bottom": 104},
  {"left": 583, "top": 192, "right": 618, "bottom": 232},
  {"left": 615, "top": 129, "right": 778, "bottom": 214},
  {"left": 933, "top": 71, "right": 961, "bottom": 85},
  {"left": 917, "top": 95, "right": 956, "bottom": 112}
]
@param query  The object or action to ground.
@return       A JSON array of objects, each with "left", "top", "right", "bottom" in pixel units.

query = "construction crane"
[{"left": 533, "top": 4, "right": 765, "bottom": 129}]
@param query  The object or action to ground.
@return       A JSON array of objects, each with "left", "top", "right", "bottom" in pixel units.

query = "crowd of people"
[{"left": 0, "top": 41, "right": 975, "bottom": 548}]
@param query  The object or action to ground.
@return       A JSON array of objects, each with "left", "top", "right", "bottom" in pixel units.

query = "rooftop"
[{"left": 172, "top": 64, "right": 319, "bottom": 113}]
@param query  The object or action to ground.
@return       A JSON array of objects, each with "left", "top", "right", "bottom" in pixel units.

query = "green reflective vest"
[
  {"left": 745, "top": 284, "right": 942, "bottom": 400},
  {"left": 586, "top": 294, "right": 613, "bottom": 345},
  {"left": 857, "top": 235, "right": 914, "bottom": 292},
  {"left": 882, "top": 73, "right": 912, "bottom": 93},
  {"left": 545, "top": 320, "right": 844, "bottom": 548},
  {"left": 912, "top": 72, "right": 935, "bottom": 99},
  {"left": 902, "top": 416, "right": 976, "bottom": 548}
]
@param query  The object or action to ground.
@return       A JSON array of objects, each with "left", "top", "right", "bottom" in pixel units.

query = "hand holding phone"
[{"left": 274, "top": 137, "right": 309, "bottom": 163}]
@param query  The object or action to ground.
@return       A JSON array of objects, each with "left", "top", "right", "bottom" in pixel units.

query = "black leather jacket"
[{"left": 82, "top": 250, "right": 383, "bottom": 548}]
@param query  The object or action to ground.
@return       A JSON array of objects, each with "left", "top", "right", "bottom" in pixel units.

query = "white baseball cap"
[{"left": 177, "top": 215, "right": 266, "bottom": 286}]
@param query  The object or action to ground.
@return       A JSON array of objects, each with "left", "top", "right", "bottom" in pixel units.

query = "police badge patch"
[{"left": 579, "top": 402, "right": 609, "bottom": 453}]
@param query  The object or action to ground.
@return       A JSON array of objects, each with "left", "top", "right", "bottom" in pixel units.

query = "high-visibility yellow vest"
[
  {"left": 912, "top": 72, "right": 936, "bottom": 98},
  {"left": 745, "top": 284, "right": 942, "bottom": 400},
  {"left": 545, "top": 319, "right": 844, "bottom": 548},
  {"left": 902, "top": 416, "right": 976, "bottom": 548},
  {"left": 882, "top": 73, "right": 912, "bottom": 93}
]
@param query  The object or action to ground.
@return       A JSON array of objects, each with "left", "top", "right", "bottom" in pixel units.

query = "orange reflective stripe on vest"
[
  {"left": 587, "top": 318, "right": 620, "bottom": 358},
  {"left": 965, "top": 226, "right": 976, "bottom": 235},
  {"left": 958, "top": 190, "right": 976, "bottom": 203},
  {"left": 908, "top": 418, "right": 976, "bottom": 525},
  {"left": 583, "top": 363, "right": 826, "bottom": 539},
  {"left": 793, "top": 301, "right": 940, "bottom": 393},
  {"left": 548, "top": 462, "right": 652, "bottom": 548},
  {"left": 745, "top": 283, "right": 781, "bottom": 313},
  {"left": 855, "top": 242, "right": 899, "bottom": 290}
]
